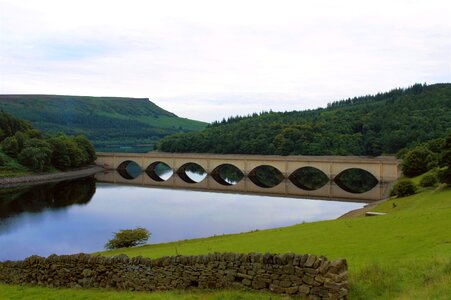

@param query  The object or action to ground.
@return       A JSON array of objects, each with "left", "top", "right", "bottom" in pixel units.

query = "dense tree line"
[
  {"left": 157, "top": 83, "right": 451, "bottom": 156},
  {"left": 0, "top": 111, "right": 96, "bottom": 172}
]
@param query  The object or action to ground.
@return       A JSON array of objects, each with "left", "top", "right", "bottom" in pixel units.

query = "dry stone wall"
[{"left": 0, "top": 253, "right": 348, "bottom": 299}]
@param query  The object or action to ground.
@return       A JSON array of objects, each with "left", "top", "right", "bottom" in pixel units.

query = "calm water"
[{"left": 0, "top": 176, "right": 363, "bottom": 261}]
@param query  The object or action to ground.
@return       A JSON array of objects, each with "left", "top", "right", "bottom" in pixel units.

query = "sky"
[{"left": 0, "top": 0, "right": 450, "bottom": 122}]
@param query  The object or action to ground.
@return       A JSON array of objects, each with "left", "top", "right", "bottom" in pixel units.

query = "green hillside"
[
  {"left": 157, "top": 83, "right": 451, "bottom": 156},
  {"left": 0, "top": 95, "right": 207, "bottom": 152}
]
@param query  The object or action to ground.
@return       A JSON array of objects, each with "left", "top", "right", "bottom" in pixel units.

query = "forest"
[
  {"left": 157, "top": 83, "right": 451, "bottom": 156},
  {"left": 0, "top": 111, "right": 96, "bottom": 175}
]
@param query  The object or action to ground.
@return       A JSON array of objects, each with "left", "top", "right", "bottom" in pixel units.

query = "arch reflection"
[
  {"left": 117, "top": 160, "right": 142, "bottom": 180},
  {"left": 248, "top": 165, "right": 284, "bottom": 188},
  {"left": 146, "top": 161, "right": 173, "bottom": 182},
  {"left": 289, "top": 167, "right": 329, "bottom": 191},
  {"left": 177, "top": 163, "right": 207, "bottom": 183},
  {"left": 211, "top": 164, "right": 244, "bottom": 186},
  {"left": 334, "top": 168, "right": 379, "bottom": 193}
]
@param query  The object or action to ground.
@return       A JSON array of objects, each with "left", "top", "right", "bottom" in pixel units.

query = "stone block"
[
  {"left": 269, "top": 284, "right": 285, "bottom": 294},
  {"left": 304, "top": 255, "right": 317, "bottom": 267},
  {"left": 242, "top": 278, "right": 251, "bottom": 286},
  {"left": 299, "top": 284, "right": 310, "bottom": 294},
  {"left": 251, "top": 279, "right": 267, "bottom": 289}
]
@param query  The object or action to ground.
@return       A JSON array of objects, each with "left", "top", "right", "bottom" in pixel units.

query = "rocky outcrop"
[{"left": 0, "top": 252, "right": 348, "bottom": 299}]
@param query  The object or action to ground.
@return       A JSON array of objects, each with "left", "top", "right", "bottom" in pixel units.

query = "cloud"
[{"left": 0, "top": 0, "right": 450, "bottom": 121}]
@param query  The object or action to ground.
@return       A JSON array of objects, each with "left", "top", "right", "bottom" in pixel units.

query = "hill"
[
  {"left": 156, "top": 83, "right": 451, "bottom": 156},
  {"left": 0, "top": 95, "right": 207, "bottom": 152}
]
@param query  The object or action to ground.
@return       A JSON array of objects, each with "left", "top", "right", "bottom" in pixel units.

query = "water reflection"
[
  {"left": 177, "top": 163, "right": 207, "bottom": 183},
  {"left": 334, "top": 168, "right": 379, "bottom": 193},
  {"left": 117, "top": 160, "right": 142, "bottom": 179},
  {"left": 211, "top": 164, "right": 244, "bottom": 186},
  {"left": 248, "top": 165, "right": 284, "bottom": 188},
  {"left": 145, "top": 162, "right": 173, "bottom": 181},
  {"left": 0, "top": 178, "right": 363, "bottom": 261},
  {"left": 289, "top": 167, "right": 329, "bottom": 191},
  {"left": 0, "top": 177, "right": 96, "bottom": 219}
]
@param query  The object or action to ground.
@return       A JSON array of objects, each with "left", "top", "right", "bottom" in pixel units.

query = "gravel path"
[{"left": 0, "top": 165, "right": 104, "bottom": 188}]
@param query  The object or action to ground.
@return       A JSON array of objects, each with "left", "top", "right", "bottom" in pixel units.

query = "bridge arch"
[
  {"left": 177, "top": 162, "right": 207, "bottom": 184},
  {"left": 248, "top": 165, "right": 284, "bottom": 188},
  {"left": 333, "top": 168, "right": 379, "bottom": 194},
  {"left": 211, "top": 164, "right": 244, "bottom": 186},
  {"left": 117, "top": 160, "right": 142, "bottom": 180},
  {"left": 145, "top": 161, "right": 173, "bottom": 182},
  {"left": 331, "top": 164, "right": 380, "bottom": 183},
  {"left": 289, "top": 167, "right": 329, "bottom": 191}
]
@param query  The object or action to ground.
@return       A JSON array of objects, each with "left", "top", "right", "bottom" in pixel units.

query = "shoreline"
[
  {"left": 1, "top": 164, "right": 381, "bottom": 219},
  {"left": 0, "top": 165, "right": 104, "bottom": 188},
  {"left": 338, "top": 198, "right": 389, "bottom": 218}
]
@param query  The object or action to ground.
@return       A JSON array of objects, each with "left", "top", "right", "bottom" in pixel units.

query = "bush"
[
  {"left": 18, "top": 146, "right": 52, "bottom": 172},
  {"left": 437, "top": 167, "right": 451, "bottom": 185},
  {"left": 420, "top": 174, "right": 438, "bottom": 187},
  {"left": 105, "top": 227, "right": 150, "bottom": 250},
  {"left": 390, "top": 180, "right": 417, "bottom": 198},
  {"left": 1, "top": 136, "right": 19, "bottom": 158},
  {"left": 401, "top": 147, "right": 434, "bottom": 177}
]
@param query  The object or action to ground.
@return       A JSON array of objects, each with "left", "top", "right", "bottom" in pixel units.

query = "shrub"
[
  {"left": 420, "top": 174, "right": 438, "bottom": 187},
  {"left": 1, "top": 136, "right": 19, "bottom": 158},
  {"left": 437, "top": 167, "right": 451, "bottom": 185},
  {"left": 105, "top": 227, "right": 150, "bottom": 250},
  {"left": 391, "top": 180, "right": 417, "bottom": 198},
  {"left": 18, "top": 146, "right": 52, "bottom": 172},
  {"left": 401, "top": 147, "right": 435, "bottom": 177}
]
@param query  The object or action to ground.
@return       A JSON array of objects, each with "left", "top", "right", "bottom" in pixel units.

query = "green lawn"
[{"left": 1, "top": 182, "right": 450, "bottom": 299}]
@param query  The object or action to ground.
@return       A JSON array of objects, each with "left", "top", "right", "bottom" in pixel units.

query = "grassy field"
[{"left": 1, "top": 180, "right": 450, "bottom": 299}]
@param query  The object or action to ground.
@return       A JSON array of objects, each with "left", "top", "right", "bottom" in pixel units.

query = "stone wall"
[{"left": 0, "top": 253, "right": 348, "bottom": 299}]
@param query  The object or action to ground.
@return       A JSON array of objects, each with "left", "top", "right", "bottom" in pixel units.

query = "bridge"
[{"left": 95, "top": 152, "right": 401, "bottom": 202}]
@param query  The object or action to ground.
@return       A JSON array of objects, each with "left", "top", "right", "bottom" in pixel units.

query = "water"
[{"left": 0, "top": 176, "right": 363, "bottom": 261}]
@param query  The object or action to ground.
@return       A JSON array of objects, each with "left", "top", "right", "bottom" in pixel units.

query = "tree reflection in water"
[{"left": 0, "top": 176, "right": 96, "bottom": 221}]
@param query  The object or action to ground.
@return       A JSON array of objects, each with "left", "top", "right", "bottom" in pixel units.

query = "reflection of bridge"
[{"left": 95, "top": 152, "right": 401, "bottom": 202}]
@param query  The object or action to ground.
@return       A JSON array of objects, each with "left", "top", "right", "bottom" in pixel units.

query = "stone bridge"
[{"left": 95, "top": 152, "right": 401, "bottom": 202}]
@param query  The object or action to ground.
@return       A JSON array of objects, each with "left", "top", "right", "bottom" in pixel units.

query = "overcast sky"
[{"left": 0, "top": 0, "right": 450, "bottom": 122}]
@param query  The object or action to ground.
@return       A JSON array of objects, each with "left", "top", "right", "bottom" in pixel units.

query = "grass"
[
  {"left": 0, "top": 285, "right": 287, "bottom": 300},
  {"left": 1, "top": 179, "right": 450, "bottom": 299},
  {"left": 100, "top": 186, "right": 451, "bottom": 266}
]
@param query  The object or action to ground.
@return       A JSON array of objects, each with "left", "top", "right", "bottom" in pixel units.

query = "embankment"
[{"left": 0, "top": 165, "right": 104, "bottom": 188}]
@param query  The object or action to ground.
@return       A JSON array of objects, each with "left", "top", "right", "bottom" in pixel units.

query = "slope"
[{"left": 0, "top": 95, "right": 207, "bottom": 152}]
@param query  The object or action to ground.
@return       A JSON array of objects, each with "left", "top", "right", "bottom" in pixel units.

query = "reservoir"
[{"left": 0, "top": 174, "right": 364, "bottom": 261}]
